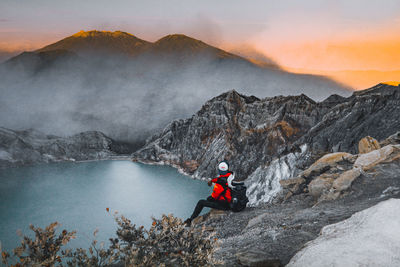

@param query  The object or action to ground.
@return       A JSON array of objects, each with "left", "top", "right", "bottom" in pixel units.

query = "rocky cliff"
[
  {"left": 0, "top": 127, "right": 129, "bottom": 168},
  {"left": 132, "top": 83, "right": 400, "bottom": 205}
]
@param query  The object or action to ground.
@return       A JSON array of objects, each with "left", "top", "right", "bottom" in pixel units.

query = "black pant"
[{"left": 190, "top": 196, "right": 230, "bottom": 220}]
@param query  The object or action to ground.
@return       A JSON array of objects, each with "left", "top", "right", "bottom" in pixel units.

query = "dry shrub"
[
  {"left": 1, "top": 222, "right": 75, "bottom": 267},
  {"left": 1, "top": 214, "right": 218, "bottom": 267}
]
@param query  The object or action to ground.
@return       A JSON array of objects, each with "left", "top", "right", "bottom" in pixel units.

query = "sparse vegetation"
[{"left": 1, "top": 214, "right": 218, "bottom": 267}]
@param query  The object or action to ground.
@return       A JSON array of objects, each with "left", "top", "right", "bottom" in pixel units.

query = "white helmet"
[
  {"left": 218, "top": 161, "right": 229, "bottom": 175},
  {"left": 218, "top": 162, "right": 228, "bottom": 171}
]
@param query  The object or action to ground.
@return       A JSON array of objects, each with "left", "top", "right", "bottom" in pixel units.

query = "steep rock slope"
[
  {"left": 0, "top": 127, "right": 129, "bottom": 168},
  {"left": 132, "top": 84, "right": 400, "bottom": 204},
  {"left": 297, "top": 83, "right": 400, "bottom": 154},
  {"left": 133, "top": 90, "right": 324, "bottom": 177}
]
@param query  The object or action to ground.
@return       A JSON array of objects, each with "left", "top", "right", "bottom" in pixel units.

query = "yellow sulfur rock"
[{"left": 358, "top": 136, "right": 381, "bottom": 154}]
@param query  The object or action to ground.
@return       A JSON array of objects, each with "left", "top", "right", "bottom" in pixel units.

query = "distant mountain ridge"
[
  {"left": 1, "top": 30, "right": 352, "bottom": 143},
  {"left": 35, "top": 30, "right": 243, "bottom": 62}
]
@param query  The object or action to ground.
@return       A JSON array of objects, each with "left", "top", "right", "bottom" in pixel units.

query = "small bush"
[
  {"left": 1, "top": 222, "right": 75, "bottom": 267},
  {"left": 1, "top": 214, "right": 218, "bottom": 267}
]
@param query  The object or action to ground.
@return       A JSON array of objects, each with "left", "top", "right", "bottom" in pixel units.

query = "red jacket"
[{"left": 211, "top": 173, "right": 232, "bottom": 202}]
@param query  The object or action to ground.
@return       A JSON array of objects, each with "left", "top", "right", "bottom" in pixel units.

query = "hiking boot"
[{"left": 184, "top": 218, "right": 192, "bottom": 227}]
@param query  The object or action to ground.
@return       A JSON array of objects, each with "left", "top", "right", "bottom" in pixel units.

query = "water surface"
[{"left": 0, "top": 161, "right": 210, "bottom": 251}]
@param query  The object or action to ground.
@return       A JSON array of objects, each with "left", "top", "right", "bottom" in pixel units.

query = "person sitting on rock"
[{"left": 184, "top": 161, "right": 234, "bottom": 226}]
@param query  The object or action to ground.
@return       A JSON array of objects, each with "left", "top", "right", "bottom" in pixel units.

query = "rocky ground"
[
  {"left": 0, "top": 127, "right": 131, "bottom": 168},
  {"left": 195, "top": 140, "right": 400, "bottom": 266},
  {"left": 192, "top": 134, "right": 400, "bottom": 266}
]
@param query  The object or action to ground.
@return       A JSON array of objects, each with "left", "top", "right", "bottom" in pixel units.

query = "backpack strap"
[{"left": 215, "top": 177, "right": 230, "bottom": 202}]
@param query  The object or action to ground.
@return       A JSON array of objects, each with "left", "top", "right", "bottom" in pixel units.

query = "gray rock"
[
  {"left": 354, "top": 145, "right": 396, "bottom": 169},
  {"left": 308, "top": 176, "right": 334, "bottom": 198},
  {"left": 331, "top": 167, "right": 362, "bottom": 192},
  {"left": 296, "top": 84, "right": 400, "bottom": 154}
]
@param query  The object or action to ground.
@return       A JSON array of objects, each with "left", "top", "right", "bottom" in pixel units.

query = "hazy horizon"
[{"left": 1, "top": 0, "right": 399, "bottom": 89}]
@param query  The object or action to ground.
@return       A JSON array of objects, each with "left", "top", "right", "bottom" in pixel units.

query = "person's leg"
[{"left": 189, "top": 199, "right": 229, "bottom": 220}]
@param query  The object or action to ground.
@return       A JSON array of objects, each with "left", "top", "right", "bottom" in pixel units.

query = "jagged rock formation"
[
  {"left": 132, "top": 83, "right": 400, "bottom": 205},
  {"left": 132, "top": 90, "right": 324, "bottom": 203},
  {"left": 0, "top": 127, "right": 129, "bottom": 168},
  {"left": 295, "top": 83, "right": 400, "bottom": 154}
]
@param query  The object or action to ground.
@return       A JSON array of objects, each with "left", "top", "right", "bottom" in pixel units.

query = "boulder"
[
  {"left": 308, "top": 176, "right": 334, "bottom": 198},
  {"left": 332, "top": 167, "right": 362, "bottom": 192},
  {"left": 317, "top": 168, "right": 362, "bottom": 201},
  {"left": 358, "top": 136, "right": 380, "bottom": 154},
  {"left": 354, "top": 145, "right": 395, "bottom": 170},
  {"left": 287, "top": 199, "right": 400, "bottom": 267},
  {"left": 301, "top": 152, "right": 356, "bottom": 179}
]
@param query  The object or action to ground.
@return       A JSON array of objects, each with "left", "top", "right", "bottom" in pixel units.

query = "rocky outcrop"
[
  {"left": 132, "top": 90, "right": 322, "bottom": 181},
  {"left": 279, "top": 133, "right": 400, "bottom": 203},
  {"left": 133, "top": 83, "right": 400, "bottom": 205},
  {"left": 0, "top": 127, "right": 129, "bottom": 168},
  {"left": 196, "top": 140, "right": 400, "bottom": 266}
]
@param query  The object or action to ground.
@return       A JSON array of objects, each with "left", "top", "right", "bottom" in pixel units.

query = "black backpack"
[{"left": 230, "top": 181, "right": 249, "bottom": 212}]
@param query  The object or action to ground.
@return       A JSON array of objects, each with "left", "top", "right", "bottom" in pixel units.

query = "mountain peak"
[
  {"left": 381, "top": 81, "right": 400, "bottom": 86},
  {"left": 152, "top": 34, "right": 238, "bottom": 60},
  {"left": 156, "top": 34, "right": 202, "bottom": 42},
  {"left": 71, "top": 30, "right": 137, "bottom": 38},
  {"left": 154, "top": 34, "right": 210, "bottom": 51},
  {"left": 37, "top": 30, "right": 150, "bottom": 55}
]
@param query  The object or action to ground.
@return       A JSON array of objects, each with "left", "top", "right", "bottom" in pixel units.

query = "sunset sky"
[{"left": 1, "top": 0, "right": 399, "bottom": 87}]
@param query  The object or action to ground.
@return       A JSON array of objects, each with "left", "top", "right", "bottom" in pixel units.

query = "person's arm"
[
  {"left": 208, "top": 177, "right": 218, "bottom": 186},
  {"left": 227, "top": 173, "right": 235, "bottom": 188}
]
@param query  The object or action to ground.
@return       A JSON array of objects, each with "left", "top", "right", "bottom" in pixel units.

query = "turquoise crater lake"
[{"left": 0, "top": 161, "right": 210, "bottom": 251}]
